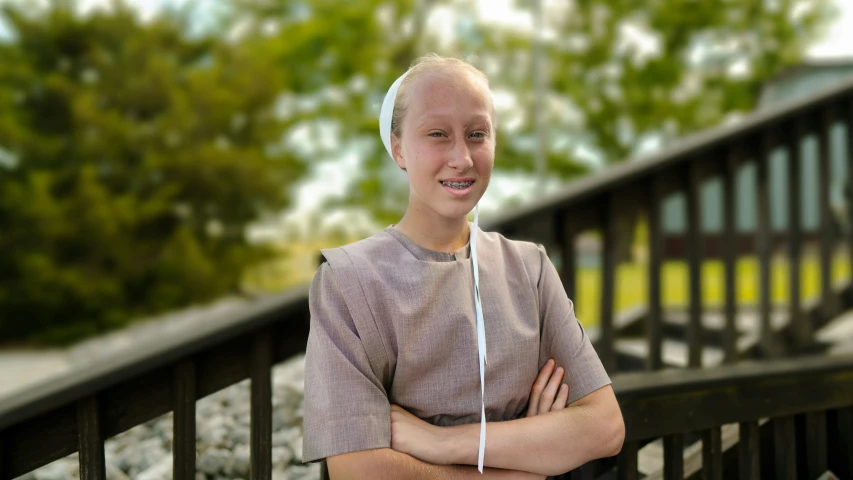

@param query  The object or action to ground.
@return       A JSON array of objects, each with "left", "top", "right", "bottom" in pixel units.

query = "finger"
[
  {"left": 527, "top": 359, "right": 555, "bottom": 417},
  {"left": 552, "top": 383, "right": 570, "bottom": 411},
  {"left": 539, "top": 366, "right": 565, "bottom": 414}
]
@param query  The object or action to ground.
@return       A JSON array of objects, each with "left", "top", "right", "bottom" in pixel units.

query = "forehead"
[{"left": 404, "top": 70, "right": 493, "bottom": 122}]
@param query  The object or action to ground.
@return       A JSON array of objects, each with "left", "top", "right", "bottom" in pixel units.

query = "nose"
[{"left": 447, "top": 137, "right": 474, "bottom": 172}]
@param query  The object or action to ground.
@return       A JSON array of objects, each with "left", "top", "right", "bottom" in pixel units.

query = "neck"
[{"left": 395, "top": 205, "right": 471, "bottom": 254}]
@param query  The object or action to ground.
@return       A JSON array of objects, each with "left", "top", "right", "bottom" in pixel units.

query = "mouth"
[
  {"left": 439, "top": 178, "right": 475, "bottom": 197},
  {"left": 439, "top": 179, "right": 475, "bottom": 189}
]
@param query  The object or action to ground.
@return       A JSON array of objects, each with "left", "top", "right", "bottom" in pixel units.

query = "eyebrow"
[{"left": 416, "top": 113, "right": 493, "bottom": 129}]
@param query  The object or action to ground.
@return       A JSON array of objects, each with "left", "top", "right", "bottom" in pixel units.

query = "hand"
[
  {"left": 390, "top": 404, "right": 450, "bottom": 465},
  {"left": 525, "top": 358, "right": 569, "bottom": 417}
]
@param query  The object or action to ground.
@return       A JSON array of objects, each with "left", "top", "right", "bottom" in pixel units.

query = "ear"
[{"left": 391, "top": 134, "right": 406, "bottom": 171}]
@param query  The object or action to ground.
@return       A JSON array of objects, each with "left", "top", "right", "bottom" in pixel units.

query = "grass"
[{"left": 574, "top": 250, "right": 852, "bottom": 328}]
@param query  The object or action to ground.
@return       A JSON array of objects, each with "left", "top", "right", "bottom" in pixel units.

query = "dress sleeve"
[
  {"left": 301, "top": 262, "right": 391, "bottom": 463},
  {"left": 536, "top": 244, "right": 611, "bottom": 404}
]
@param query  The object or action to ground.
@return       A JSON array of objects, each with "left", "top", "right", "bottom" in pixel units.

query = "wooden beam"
[
  {"left": 647, "top": 176, "right": 664, "bottom": 371},
  {"left": 686, "top": 162, "right": 703, "bottom": 368},
  {"left": 806, "top": 411, "right": 828, "bottom": 479},
  {"left": 173, "top": 360, "right": 196, "bottom": 480},
  {"left": 702, "top": 426, "right": 722, "bottom": 480},
  {"left": 832, "top": 406, "right": 852, "bottom": 479},
  {"left": 569, "top": 463, "right": 595, "bottom": 480},
  {"left": 739, "top": 420, "right": 760, "bottom": 479},
  {"left": 789, "top": 120, "right": 807, "bottom": 345},
  {"left": 600, "top": 195, "right": 617, "bottom": 372},
  {"left": 846, "top": 96, "right": 853, "bottom": 296},
  {"left": 722, "top": 147, "right": 740, "bottom": 363},
  {"left": 818, "top": 106, "right": 837, "bottom": 319},
  {"left": 558, "top": 209, "right": 577, "bottom": 302},
  {"left": 250, "top": 331, "right": 273, "bottom": 480},
  {"left": 616, "top": 356, "right": 853, "bottom": 440},
  {"left": 663, "top": 434, "right": 683, "bottom": 480},
  {"left": 617, "top": 440, "right": 639, "bottom": 480},
  {"left": 76, "top": 396, "right": 105, "bottom": 480},
  {"left": 757, "top": 133, "right": 773, "bottom": 357},
  {"left": 773, "top": 415, "right": 797, "bottom": 480}
]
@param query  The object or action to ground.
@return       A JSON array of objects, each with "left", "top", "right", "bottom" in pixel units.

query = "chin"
[{"left": 434, "top": 201, "right": 479, "bottom": 221}]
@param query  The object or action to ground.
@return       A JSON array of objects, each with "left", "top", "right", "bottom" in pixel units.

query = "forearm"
[
  {"left": 328, "top": 448, "right": 544, "bottom": 480},
  {"left": 446, "top": 388, "right": 624, "bottom": 476}
]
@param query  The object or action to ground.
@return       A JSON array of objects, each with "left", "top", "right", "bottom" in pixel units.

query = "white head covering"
[
  {"left": 379, "top": 70, "right": 410, "bottom": 161},
  {"left": 379, "top": 68, "right": 489, "bottom": 473}
]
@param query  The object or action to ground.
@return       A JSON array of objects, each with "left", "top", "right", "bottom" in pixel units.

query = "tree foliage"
[
  {"left": 231, "top": 0, "right": 835, "bottom": 224},
  {"left": 0, "top": 0, "right": 302, "bottom": 344}
]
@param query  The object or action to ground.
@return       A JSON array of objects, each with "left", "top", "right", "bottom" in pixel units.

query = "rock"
[
  {"left": 106, "top": 463, "right": 130, "bottom": 480},
  {"left": 117, "top": 436, "right": 166, "bottom": 475},
  {"left": 33, "top": 460, "right": 76, "bottom": 480},
  {"left": 25, "top": 354, "right": 311, "bottom": 480},
  {"left": 272, "top": 446, "right": 294, "bottom": 470},
  {"left": 272, "top": 427, "right": 301, "bottom": 448},
  {"left": 135, "top": 455, "right": 171, "bottom": 480},
  {"left": 290, "top": 437, "right": 304, "bottom": 463},
  {"left": 198, "top": 448, "right": 233, "bottom": 475},
  {"left": 286, "top": 464, "right": 319, "bottom": 480},
  {"left": 231, "top": 444, "right": 251, "bottom": 477}
]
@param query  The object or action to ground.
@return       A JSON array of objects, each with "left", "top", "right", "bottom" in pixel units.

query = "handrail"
[
  {"left": 483, "top": 73, "right": 853, "bottom": 232},
  {"left": 585, "top": 353, "right": 853, "bottom": 479},
  {"left": 0, "top": 287, "right": 311, "bottom": 479},
  {"left": 0, "top": 287, "right": 309, "bottom": 432}
]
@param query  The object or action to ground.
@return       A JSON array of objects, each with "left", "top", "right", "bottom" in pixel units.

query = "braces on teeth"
[{"left": 442, "top": 181, "right": 473, "bottom": 188}]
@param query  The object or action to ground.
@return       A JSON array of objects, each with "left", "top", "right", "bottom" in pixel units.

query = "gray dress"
[{"left": 302, "top": 225, "right": 611, "bottom": 464}]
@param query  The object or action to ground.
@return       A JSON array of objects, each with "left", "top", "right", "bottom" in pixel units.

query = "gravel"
[{"left": 18, "top": 354, "right": 319, "bottom": 480}]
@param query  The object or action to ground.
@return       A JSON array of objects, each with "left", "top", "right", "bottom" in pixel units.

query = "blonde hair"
[{"left": 390, "top": 53, "right": 493, "bottom": 139}]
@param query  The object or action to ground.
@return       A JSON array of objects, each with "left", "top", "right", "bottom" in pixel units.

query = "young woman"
[{"left": 302, "top": 54, "right": 624, "bottom": 479}]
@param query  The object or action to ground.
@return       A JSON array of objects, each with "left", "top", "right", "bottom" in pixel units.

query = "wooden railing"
[
  {"left": 484, "top": 75, "right": 853, "bottom": 372},
  {"left": 0, "top": 289, "right": 311, "bottom": 479},
  {"left": 2, "top": 74, "right": 853, "bottom": 480},
  {"left": 564, "top": 353, "right": 853, "bottom": 480}
]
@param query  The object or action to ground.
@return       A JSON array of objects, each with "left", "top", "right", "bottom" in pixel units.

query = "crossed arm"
[{"left": 326, "top": 360, "right": 625, "bottom": 479}]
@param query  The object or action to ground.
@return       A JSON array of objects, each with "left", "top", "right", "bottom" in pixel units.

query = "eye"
[
  {"left": 428, "top": 131, "right": 446, "bottom": 138},
  {"left": 470, "top": 131, "right": 487, "bottom": 139}
]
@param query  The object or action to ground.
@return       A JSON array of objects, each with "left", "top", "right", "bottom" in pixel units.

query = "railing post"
[
  {"left": 663, "top": 434, "right": 683, "bottom": 480},
  {"left": 702, "top": 426, "right": 722, "bottom": 480},
  {"left": 76, "top": 396, "right": 106, "bottom": 480},
  {"left": 739, "top": 420, "right": 760, "bottom": 479},
  {"left": 846, "top": 97, "right": 853, "bottom": 287},
  {"left": 569, "top": 463, "right": 595, "bottom": 480},
  {"left": 600, "top": 196, "right": 617, "bottom": 372},
  {"left": 616, "top": 440, "right": 638, "bottom": 480},
  {"left": 0, "top": 433, "right": 5, "bottom": 480},
  {"left": 806, "top": 411, "right": 828, "bottom": 478},
  {"left": 722, "top": 147, "right": 740, "bottom": 363},
  {"left": 774, "top": 415, "right": 797, "bottom": 480},
  {"left": 818, "top": 106, "right": 837, "bottom": 319},
  {"left": 757, "top": 134, "right": 774, "bottom": 357},
  {"left": 834, "top": 406, "right": 853, "bottom": 479},
  {"left": 173, "top": 360, "right": 197, "bottom": 480},
  {"left": 647, "top": 177, "right": 664, "bottom": 371},
  {"left": 250, "top": 331, "right": 273, "bottom": 480},
  {"left": 686, "top": 163, "right": 703, "bottom": 368},
  {"left": 559, "top": 210, "right": 577, "bottom": 302},
  {"left": 789, "top": 120, "right": 807, "bottom": 345}
]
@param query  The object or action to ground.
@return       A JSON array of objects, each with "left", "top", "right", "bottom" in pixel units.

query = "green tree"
[
  {"left": 468, "top": 0, "right": 836, "bottom": 171},
  {"left": 0, "top": 0, "right": 303, "bottom": 344},
  {"left": 232, "top": 0, "right": 835, "bottom": 225}
]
